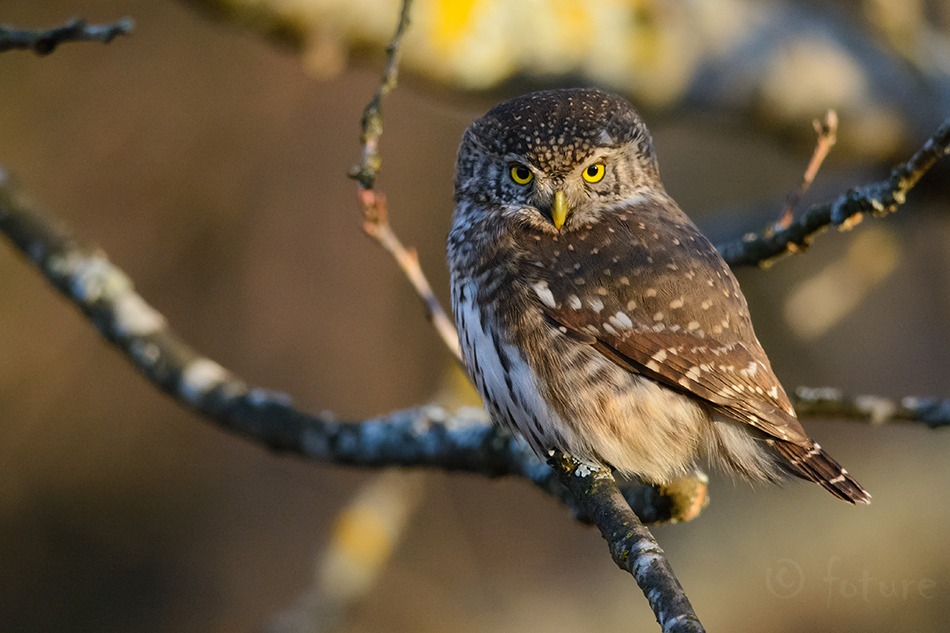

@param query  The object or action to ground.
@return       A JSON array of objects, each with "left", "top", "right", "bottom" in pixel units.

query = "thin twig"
[
  {"left": 719, "top": 114, "right": 950, "bottom": 268},
  {"left": 775, "top": 110, "right": 838, "bottom": 230},
  {"left": 548, "top": 452, "right": 705, "bottom": 633},
  {"left": 349, "top": 0, "right": 413, "bottom": 190},
  {"left": 0, "top": 17, "right": 134, "bottom": 55},
  {"left": 360, "top": 190, "right": 462, "bottom": 362}
]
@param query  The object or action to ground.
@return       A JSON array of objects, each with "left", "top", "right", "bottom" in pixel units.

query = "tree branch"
[
  {"left": 0, "top": 166, "right": 695, "bottom": 525},
  {"left": 719, "top": 115, "right": 950, "bottom": 268},
  {"left": 792, "top": 387, "right": 950, "bottom": 428},
  {"left": 0, "top": 17, "right": 133, "bottom": 55},
  {"left": 548, "top": 452, "right": 705, "bottom": 633}
]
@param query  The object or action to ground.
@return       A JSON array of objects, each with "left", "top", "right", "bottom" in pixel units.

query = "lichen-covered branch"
[
  {"left": 0, "top": 167, "right": 691, "bottom": 525},
  {"left": 0, "top": 17, "right": 133, "bottom": 55},
  {"left": 548, "top": 452, "right": 705, "bottom": 633},
  {"left": 719, "top": 115, "right": 950, "bottom": 268}
]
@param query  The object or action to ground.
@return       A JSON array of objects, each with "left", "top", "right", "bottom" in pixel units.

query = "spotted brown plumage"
[{"left": 447, "top": 88, "right": 869, "bottom": 504}]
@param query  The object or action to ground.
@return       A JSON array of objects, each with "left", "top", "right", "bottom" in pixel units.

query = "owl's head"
[{"left": 454, "top": 88, "right": 663, "bottom": 233}]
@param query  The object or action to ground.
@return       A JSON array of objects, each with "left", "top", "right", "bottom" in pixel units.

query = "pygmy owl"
[{"left": 447, "top": 88, "right": 869, "bottom": 504}]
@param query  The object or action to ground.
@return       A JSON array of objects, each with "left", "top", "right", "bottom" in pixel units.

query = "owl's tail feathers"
[{"left": 771, "top": 440, "right": 871, "bottom": 505}]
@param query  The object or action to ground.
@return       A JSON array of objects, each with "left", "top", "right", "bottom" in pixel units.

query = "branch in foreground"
[
  {"left": 719, "top": 115, "right": 950, "bottom": 268},
  {"left": 0, "top": 167, "right": 693, "bottom": 525},
  {"left": 548, "top": 452, "right": 705, "bottom": 633},
  {"left": 0, "top": 17, "right": 134, "bottom": 55}
]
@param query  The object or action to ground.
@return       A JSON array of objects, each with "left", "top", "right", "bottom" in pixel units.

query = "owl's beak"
[{"left": 551, "top": 190, "right": 569, "bottom": 230}]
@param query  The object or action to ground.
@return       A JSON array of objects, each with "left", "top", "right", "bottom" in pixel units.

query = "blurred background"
[{"left": 2, "top": 1, "right": 950, "bottom": 631}]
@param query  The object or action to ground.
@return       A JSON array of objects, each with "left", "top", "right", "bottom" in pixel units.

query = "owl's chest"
[{"left": 451, "top": 278, "right": 568, "bottom": 454}]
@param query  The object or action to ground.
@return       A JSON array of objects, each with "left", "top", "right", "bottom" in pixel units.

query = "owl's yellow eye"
[
  {"left": 509, "top": 164, "right": 534, "bottom": 185},
  {"left": 582, "top": 162, "right": 606, "bottom": 183}
]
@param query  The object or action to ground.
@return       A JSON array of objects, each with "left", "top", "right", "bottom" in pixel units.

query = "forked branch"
[{"left": 719, "top": 115, "right": 950, "bottom": 268}]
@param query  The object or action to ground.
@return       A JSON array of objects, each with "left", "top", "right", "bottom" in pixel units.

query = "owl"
[{"left": 447, "top": 88, "right": 869, "bottom": 504}]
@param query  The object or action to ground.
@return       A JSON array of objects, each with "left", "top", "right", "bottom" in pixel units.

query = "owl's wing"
[
  {"left": 529, "top": 200, "right": 811, "bottom": 445},
  {"left": 542, "top": 304, "right": 811, "bottom": 446},
  {"left": 544, "top": 300, "right": 875, "bottom": 502}
]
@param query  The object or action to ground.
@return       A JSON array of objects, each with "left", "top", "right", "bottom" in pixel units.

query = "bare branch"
[
  {"left": 548, "top": 452, "right": 705, "bottom": 633},
  {"left": 0, "top": 17, "right": 133, "bottom": 55},
  {"left": 0, "top": 167, "right": 690, "bottom": 525},
  {"left": 719, "top": 115, "right": 950, "bottom": 268}
]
